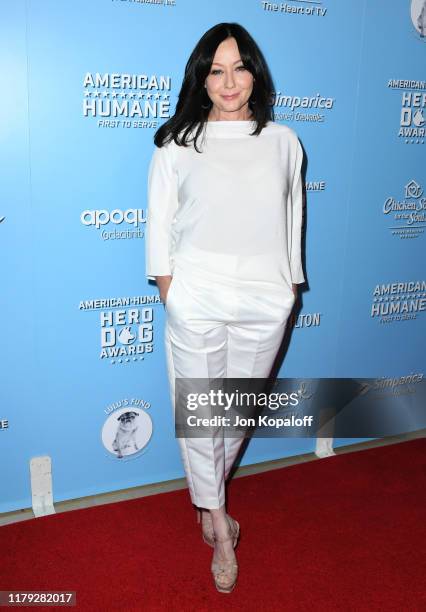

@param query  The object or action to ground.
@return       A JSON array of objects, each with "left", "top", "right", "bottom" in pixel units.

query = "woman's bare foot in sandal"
[
  {"left": 210, "top": 506, "right": 238, "bottom": 593},
  {"left": 196, "top": 507, "right": 215, "bottom": 546},
  {"left": 196, "top": 506, "right": 239, "bottom": 549}
]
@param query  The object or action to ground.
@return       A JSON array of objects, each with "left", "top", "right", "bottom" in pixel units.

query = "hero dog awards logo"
[
  {"left": 79, "top": 295, "right": 160, "bottom": 364},
  {"left": 388, "top": 78, "right": 426, "bottom": 145},
  {"left": 101, "top": 399, "right": 153, "bottom": 461}
]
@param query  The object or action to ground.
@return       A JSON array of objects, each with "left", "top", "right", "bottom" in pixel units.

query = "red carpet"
[{"left": 1, "top": 439, "right": 425, "bottom": 611}]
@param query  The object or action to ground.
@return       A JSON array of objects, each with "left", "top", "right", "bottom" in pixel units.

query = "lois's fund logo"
[
  {"left": 411, "top": 0, "right": 426, "bottom": 41},
  {"left": 101, "top": 400, "right": 153, "bottom": 461}
]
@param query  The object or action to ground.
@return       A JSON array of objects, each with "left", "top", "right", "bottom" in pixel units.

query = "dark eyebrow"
[{"left": 211, "top": 60, "right": 244, "bottom": 66}]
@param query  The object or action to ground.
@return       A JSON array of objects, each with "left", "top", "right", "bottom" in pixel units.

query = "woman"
[{"left": 145, "top": 22, "right": 305, "bottom": 593}]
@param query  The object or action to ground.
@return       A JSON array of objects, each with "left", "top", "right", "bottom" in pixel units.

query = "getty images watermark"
[
  {"left": 184, "top": 387, "right": 313, "bottom": 430},
  {"left": 174, "top": 377, "right": 426, "bottom": 438}
]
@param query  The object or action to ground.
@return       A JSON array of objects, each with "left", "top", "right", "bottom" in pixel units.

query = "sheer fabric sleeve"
[
  {"left": 287, "top": 138, "right": 305, "bottom": 284},
  {"left": 145, "top": 142, "right": 179, "bottom": 280}
]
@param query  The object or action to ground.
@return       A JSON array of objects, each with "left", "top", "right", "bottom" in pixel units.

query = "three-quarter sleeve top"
[{"left": 145, "top": 120, "right": 305, "bottom": 287}]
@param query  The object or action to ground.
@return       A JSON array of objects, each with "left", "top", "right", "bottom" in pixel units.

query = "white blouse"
[{"left": 145, "top": 119, "right": 305, "bottom": 286}]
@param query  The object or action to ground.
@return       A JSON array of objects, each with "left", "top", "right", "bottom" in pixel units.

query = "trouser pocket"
[{"left": 164, "top": 273, "right": 179, "bottom": 311}]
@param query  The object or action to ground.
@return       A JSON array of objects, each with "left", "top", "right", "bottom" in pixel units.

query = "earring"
[
  {"left": 250, "top": 81, "right": 256, "bottom": 104},
  {"left": 201, "top": 85, "right": 211, "bottom": 109}
]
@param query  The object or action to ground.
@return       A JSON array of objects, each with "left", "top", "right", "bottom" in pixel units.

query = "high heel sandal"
[
  {"left": 196, "top": 508, "right": 240, "bottom": 549},
  {"left": 211, "top": 515, "right": 239, "bottom": 593}
]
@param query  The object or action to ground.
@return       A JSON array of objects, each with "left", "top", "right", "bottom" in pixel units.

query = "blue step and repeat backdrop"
[{"left": 1, "top": 1, "right": 425, "bottom": 513}]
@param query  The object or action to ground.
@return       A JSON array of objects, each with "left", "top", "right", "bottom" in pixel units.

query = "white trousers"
[{"left": 163, "top": 248, "right": 295, "bottom": 509}]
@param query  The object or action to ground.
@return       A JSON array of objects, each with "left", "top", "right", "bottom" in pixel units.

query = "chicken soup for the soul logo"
[
  {"left": 383, "top": 179, "right": 426, "bottom": 239},
  {"left": 83, "top": 72, "right": 172, "bottom": 128},
  {"left": 79, "top": 295, "right": 160, "bottom": 364},
  {"left": 371, "top": 280, "right": 426, "bottom": 323}
]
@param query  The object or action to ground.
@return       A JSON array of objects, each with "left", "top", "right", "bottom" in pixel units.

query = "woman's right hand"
[{"left": 155, "top": 275, "right": 173, "bottom": 306}]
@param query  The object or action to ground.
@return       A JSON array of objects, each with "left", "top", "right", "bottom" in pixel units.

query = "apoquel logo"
[
  {"left": 81, "top": 208, "right": 146, "bottom": 241},
  {"left": 81, "top": 208, "right": 145, "bottom": 228}
]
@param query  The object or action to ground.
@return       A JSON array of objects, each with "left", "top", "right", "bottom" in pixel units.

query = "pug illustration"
[
  {"left": 418, "top": 1, "right": 426, "bottom": 37},
  {"left": 112, "top": 411, "right": 139, "bottom": 458}
]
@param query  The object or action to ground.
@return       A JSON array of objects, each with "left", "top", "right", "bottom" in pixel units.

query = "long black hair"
[{"left": 153, "top": 22, "right": 275, "bottom": 153}]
